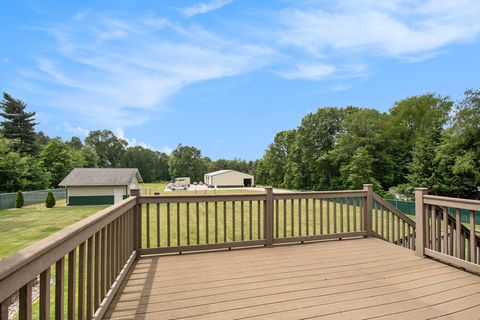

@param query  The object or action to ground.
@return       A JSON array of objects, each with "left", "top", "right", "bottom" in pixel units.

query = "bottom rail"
[{"left": 425, "top": 248, "right": 480, "bottom": 275}]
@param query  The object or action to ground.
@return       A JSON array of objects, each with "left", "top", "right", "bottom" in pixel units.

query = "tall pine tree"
[{"left": 0, "top": 92, "right": 38, "bottom": 155}]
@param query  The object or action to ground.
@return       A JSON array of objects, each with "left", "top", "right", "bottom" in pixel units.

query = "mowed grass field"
[
  {"left": 0, "top": 200, "right": 108, "bottom": 259},
  {"left": 140, "top": 182, "right": 264, "bottom": 195},
  {"left": 139, "top": 198, "right": 381, "bottom": 248}
]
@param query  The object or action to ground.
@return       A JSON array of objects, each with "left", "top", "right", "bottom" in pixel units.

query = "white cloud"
[
  {"left": 279, "top": 0, "right": 480, "bottom": 58},
  {"left": 160, "top": 146, "right": 173, "bottom": 155},
  {"left": 113, "top": 127, "right": 155, "bottom": 150},
  {"left": 63, "top": 122, "right": 89, "bottom": 137},
  {"left": 277, "top": 63, "right": 336, "bottom": 80},
  {"left": 26, "top": 14, "right": 273, "bottom": 128},
  {"left": 181, "top": 0, "right": 233, "bottom": 17}
]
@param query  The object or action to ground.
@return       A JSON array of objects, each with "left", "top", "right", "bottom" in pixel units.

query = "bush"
[
  {"left": 45, "top": 191, "right": 56, "bottom": 208},
  {"left": 15, "top": 191, "right": 24, "bottom": 208}
]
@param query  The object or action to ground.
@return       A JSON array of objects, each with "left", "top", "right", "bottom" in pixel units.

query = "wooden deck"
[{"left": 105, "top": 238, "right": 480, "bottom": 320}]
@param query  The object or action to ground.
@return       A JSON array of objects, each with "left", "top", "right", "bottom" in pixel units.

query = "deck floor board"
[{"left": 105, "top": 238, "right": 480, "bottom": 319}]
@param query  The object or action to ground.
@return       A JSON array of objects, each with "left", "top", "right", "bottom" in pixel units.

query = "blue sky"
[{"left": 1, "top": 0, "right": 480, "bottom": 160}]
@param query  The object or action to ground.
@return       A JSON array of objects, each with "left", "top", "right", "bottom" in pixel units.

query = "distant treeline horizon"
[{"left": 1, "top": 90, "right": 479, "bottom": 200}]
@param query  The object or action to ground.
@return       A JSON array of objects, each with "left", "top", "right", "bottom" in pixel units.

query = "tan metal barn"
[{"left": 204, "top": 170, "right": 254, "bottom": 188}]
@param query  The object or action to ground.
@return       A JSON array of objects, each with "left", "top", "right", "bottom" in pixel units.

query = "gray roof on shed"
[{"left": 59, "top": 168, "right": 143, "bottom": 187}]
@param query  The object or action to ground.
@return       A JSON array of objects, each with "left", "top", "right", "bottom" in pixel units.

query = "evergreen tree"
[
  {"left": 0, "top": 93, "right": 38, "bottom": 155},
  {"left": 45, "top": 191, "right": 56, "bottom": 208},
  {"left": 15, "top": 191, "right": 24, "bottom": 208}
]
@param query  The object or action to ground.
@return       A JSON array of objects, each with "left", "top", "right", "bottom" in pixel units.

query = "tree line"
[
  {"left": 0, "top": 92, "right": 254, "bottom": 192},
  {"left": 255, "top": 90, "right": 480, "bottom": 199},
  {"left": 1, "top": 90, "right": 479, "bottom": 199}
]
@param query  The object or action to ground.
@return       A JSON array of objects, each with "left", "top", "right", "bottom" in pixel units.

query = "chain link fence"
[{"left": 0, "top": 188, "right": 66, "bottom": 210}]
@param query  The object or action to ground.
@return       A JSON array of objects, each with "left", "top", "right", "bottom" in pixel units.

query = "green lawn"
[
  {"left": 0, "top": 200, "right": 107, "bottom": 259},
  {"left": 140, "top": 198, "right": 372, "bottom": 248}
]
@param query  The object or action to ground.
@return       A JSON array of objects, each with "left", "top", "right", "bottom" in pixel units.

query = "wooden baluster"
[
  {"left": 443, "top": 207, "right": 448, "bottom": 254},
  {"left": 56, "top": 257, "right": 65, "bottom": 319},
  {"left": 146, "top": 203, "right": 150, "bottom": 248},
  {"left": 78, "top": 242, "right": 85, "bottom": 320},
  {"left": 359, "top": 198, "right": 363, "bottom": 230},
  {"left": 167, "top": 203, "right": 171, "bottom": 247},
  {"left": 275, "top": 200, "right": 279, "bottom": 238},
  {"left": 470, "top": 210, "right": 476, "bottom": 263},
  {"left": 402, "top": 221, "right": 406, "bottom": 247},
  {"left": 86, "top": 237, "right": 93, "bottom": 319},
  {"left": 206, "top": 202, "right": 210, "bottom": 244},
  {"left": 391, "top": 211, "right": 395, "bottom": 243},
  {"left": 461, "top": 231, "right": 466, "bottom": 260},
  {"left": 187, "top": 202, "right": 190, "bottom": 245},
  {"left": 431, "top": 206, "right": 437, "bottom": 251},
  {"left": 94, "top": 231, "right": 101, "bottom": 310},
  {"left": 340, "top": 198, "right": 344, "bottom": 233},
  {"left": 106, "top": 224, "right": 111, "bottom": 288},
  {"left": 333, "top": 198, "right": 337, "bottom": 234},
  {"left": 306, "top": 199, "right": 309, "bottom": 235},
  {"left": 249, "top": 201, "right": 253, "bottom": 240},
  {"left": 232, "top": 201, "right": 236, "bottom": 242},
  {"left": 353, "top": 198, "right": 357, "bottom": 232},
  {"left": 0, "top": 299, "right": 8, "bottom": 320},
  {"left": 177, "top": 203, "right": 181, "bottom": 246},
  {"left": 326, "top": 198, "right": 330, "bottom": 234},
  {"left": 101, "top": 227, "right": 106, "bottom": 297},
  {"left": 257, "top": 200, "right": 261, "bottom": 239},
  {"left": 40, "top": 267, "right": 51, "bottom": 320},
  {"left": 386, "top": 209, "right": 390, "bottom": 242},
  {"left": 156, "top": 203, "right": 160, "bottom": 248},
  {"left": 455, "top": 208, "right": 461, "bottom": 258},
  {"left": 320, "top": 199, "right": 324, "bottom": 234},
  {"left": 19, "top": 281, "right": 33, "bottom": 320},
  {"left": 380, "top": 206, "right": 384, "bottom": 239},
  {"left": 224, "top": 201, "right": 227, "bottom": 242},
  {"left": 346, "top": 198, "right": 350, "bottom": 233},
  {"left": 291, "top": 199, "right": 294, "bottom": 237},
  {"left": 298, "top": 199, "right": 302, "bottom": 236},
  {"left": 241, "top": 201, "right": 244, "bottom": 241},
  {"left": 437, "top": 208, "right": 441, "bottom": 252},
  {"left": 68, "top": 250, "right": 76, "bottom": 320},
  {"left": 375, "top": 202, "right": 378, "bottom": 234},
  {"left": 196, "top": 202, "right": 200, "bottom": 244},
  {"left": 215, "top": 202, "right": 219, "bottom": 243},
  {"left": 449, "top": 219, "right": 454, "bottom": 256},
  {"left": 313, "top": 199, "right": 316, "bottom": 235}
]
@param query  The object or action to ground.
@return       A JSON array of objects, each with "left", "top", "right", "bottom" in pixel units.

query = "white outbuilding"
[
  {"left": 204, "top": 170, "right": 254, "bottom": 188},
  {"left": 59, "top": 168, "right": 143, "bottom": 205}
]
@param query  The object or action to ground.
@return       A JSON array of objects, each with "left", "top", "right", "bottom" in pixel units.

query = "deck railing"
[
  {"left": 137, "top": 187, "right": 375, "bottom": 255},
  {"left": 415, "top": 188, "right": 480, "bottom": 274},
  {"left": 0, "top": 184, "right": 420, "bottom": 320},
  {"left": 372, "top": 193, "right": 416, "bottom": 250},
  {"left": 0, "top": 198, "right": 137, "bottom": 320}
]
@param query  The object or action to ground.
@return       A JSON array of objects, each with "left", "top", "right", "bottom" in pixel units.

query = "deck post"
[
  {"left": 415, "top": 188, "right": 428, "bottom": 257},
  {"left": 131, "top": 189, "right": 141, "bottom": 258},
  {"left": 265, "top": 187, "right": 274, "bottom": 247},
  {"left": 363, "top": 184, "right": 373, "bottom": 237}
]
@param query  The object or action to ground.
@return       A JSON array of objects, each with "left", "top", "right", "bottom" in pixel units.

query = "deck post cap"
[{"left": 414, "top": 187, "right": 428, "bottom": 190}]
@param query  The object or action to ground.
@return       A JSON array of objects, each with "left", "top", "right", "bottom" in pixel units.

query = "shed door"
[{"left": 114, "top": 187, "right": 124, "bottom": 203}]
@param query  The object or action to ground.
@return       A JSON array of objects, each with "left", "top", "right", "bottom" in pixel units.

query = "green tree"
[
  {"left": 45, "top": 191, "right": 56, "bottom": 208},
  {"left": 0, "top": 92, "right": 38, "bottom": 155},
  {"left": 15, "top": 191, "right": 24, "bottom": 208},
  {"left": 85, "top": 130, "right": 127, "bottom": 167},
  {"left": 81, "top": 145, "right": 99, "bottom": 167},
  {"left": 0, "top": 137, "right": 25, "bottom": 192},
  {"left": 40, "top": 139, "right": 74, "bottom": 187},
  {"left": 168, "top": 145, "right": 206, "bottom": 182},
  {"left": 121, "top": 146, "right": 170, "bottom": 182},
  {"left": 68, "top": 136, "right": 83, "bottom": 150},
  {"left": 255, "top": 130, "right": 296, "bottom": 187}
]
